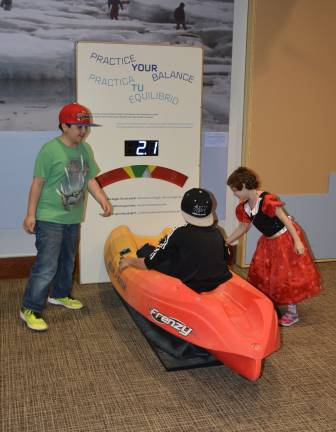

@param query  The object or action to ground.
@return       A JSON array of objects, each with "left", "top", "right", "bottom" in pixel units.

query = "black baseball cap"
[{"left": 181, "top": 188, "right": 214, "bottom": 227}]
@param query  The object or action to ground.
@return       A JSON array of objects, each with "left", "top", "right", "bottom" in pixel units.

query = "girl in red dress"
[{"left": 225, "top": 167, "right": 321, "bottom": 326}]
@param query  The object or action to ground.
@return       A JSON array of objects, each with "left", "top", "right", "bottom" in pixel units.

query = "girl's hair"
[{"left": 227, "top": 166, "right": 260, "bottom": 190}]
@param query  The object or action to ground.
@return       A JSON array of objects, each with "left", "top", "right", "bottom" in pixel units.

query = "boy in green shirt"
[{"left": 21, "top": 103, "right": 113, "bottom": 331}]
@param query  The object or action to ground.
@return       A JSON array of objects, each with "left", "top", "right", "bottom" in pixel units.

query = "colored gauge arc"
[{"left": 96, "top": 165, "right": 188, "bottom": 188}]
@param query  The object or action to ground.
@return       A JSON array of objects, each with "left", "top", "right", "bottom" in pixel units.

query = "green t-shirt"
[{"left": 34, "top": 138, "right": 100, "bottom": 224}]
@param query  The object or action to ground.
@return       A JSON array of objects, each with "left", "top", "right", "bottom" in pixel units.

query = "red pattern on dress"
[{"left": 236, "top": 195, "right": 322, "bottom": 305}]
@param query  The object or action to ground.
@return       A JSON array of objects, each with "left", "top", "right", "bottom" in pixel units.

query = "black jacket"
[{"left": 145, "top": 224, "right": 232, "bottom": 293}]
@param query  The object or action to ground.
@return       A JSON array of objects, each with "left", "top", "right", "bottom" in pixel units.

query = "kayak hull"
[{"left": 104, "top": 225, "right": 280, "bottom": 380}]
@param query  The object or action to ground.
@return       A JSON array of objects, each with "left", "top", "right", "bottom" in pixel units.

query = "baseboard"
[
  {"left": 0, "top": 255, "right": 80, "bottom": 281},
  {"left": 0, "top": 256, "right": 35, "bottom": 279}
]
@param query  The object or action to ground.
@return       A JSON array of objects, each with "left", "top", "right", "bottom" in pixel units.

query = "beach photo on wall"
[{"left": 0, "top": 0, "right": 233, "bottom": 132}]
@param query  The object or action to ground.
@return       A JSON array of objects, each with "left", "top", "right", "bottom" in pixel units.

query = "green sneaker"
[
  {"left": 48, "top": 296, "right": 83, "bottom": 310},
  {"left": 20, "top": 308, "right": 48, "bottom": 331}
]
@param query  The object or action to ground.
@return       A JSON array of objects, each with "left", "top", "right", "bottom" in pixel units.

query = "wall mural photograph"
[{"left": 0, "top": 0, "right": 233, "bottom": 132}]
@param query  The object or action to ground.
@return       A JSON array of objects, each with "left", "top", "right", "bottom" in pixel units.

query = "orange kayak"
[{"left": 104, "top": 225, "right": 280, "bottom": 380}]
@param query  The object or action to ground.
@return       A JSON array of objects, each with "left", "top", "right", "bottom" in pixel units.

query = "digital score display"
[{"left": 124, "top": 140, "right": 159, "bottom": 156}]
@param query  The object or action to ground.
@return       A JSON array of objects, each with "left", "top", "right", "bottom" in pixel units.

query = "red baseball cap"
[{"left": 59, "top": 103, "right": 100, "bottom": 127}]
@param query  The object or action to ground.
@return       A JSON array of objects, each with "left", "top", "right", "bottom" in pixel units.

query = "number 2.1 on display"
[{"left": 124, "top": 140, "right": 159, "bottom": 156}]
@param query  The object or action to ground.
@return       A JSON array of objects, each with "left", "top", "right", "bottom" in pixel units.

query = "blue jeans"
[{"left": 22, "top": 221, "right": 80, "bottom": 313}]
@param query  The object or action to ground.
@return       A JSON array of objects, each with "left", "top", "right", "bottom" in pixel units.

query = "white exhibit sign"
[{"left": 77, "top": 42, "right": 203, "bottom": 283}]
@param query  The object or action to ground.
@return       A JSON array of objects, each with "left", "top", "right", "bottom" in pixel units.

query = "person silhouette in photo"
[
  {"left": 108, "top": 0, "right": 123, "bottom": 20},
  {"left": 174, "top": 2, "right": 187, "bottom": 30},
  {"left": 1, "top": 0, "right": 13, "bottom": 11}
]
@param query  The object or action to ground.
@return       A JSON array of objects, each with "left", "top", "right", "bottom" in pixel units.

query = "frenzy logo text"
[{"left": 150, "top": 308, "right": 193, "bottom": 337}]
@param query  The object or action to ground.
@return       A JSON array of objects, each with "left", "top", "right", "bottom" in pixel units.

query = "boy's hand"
[
  {"left": 23, "top": 215, "right": 36, "bottom": 234},
  {"left": 119, "top": 256, "right": 146, "bottom": 271},
  {"left": 99, "top": 200, "right": 113, "bottom": 217},
  {"left": 119, "top": 257, "right": 130, "bottom": 272}
]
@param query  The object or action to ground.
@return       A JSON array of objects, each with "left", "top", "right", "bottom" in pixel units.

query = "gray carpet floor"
[{"left": 1, "top": 263, "right": 336, "bottom": 432}]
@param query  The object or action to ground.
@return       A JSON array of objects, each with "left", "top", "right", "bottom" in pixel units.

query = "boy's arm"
[
  {"left": 23, "top": 176, "right": 44, "bottom": 234},
  {"left": 87, "top": 178, "right": 113, "bottom": 217}
]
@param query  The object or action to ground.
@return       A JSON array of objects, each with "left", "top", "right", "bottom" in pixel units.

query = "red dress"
[{"left": 236, "top": 193, "right": 322, "bottom": 305}]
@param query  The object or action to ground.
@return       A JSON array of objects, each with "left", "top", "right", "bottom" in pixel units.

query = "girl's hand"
[{"left": 294, "top": 240, "right": 305, "bottom": 255}]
